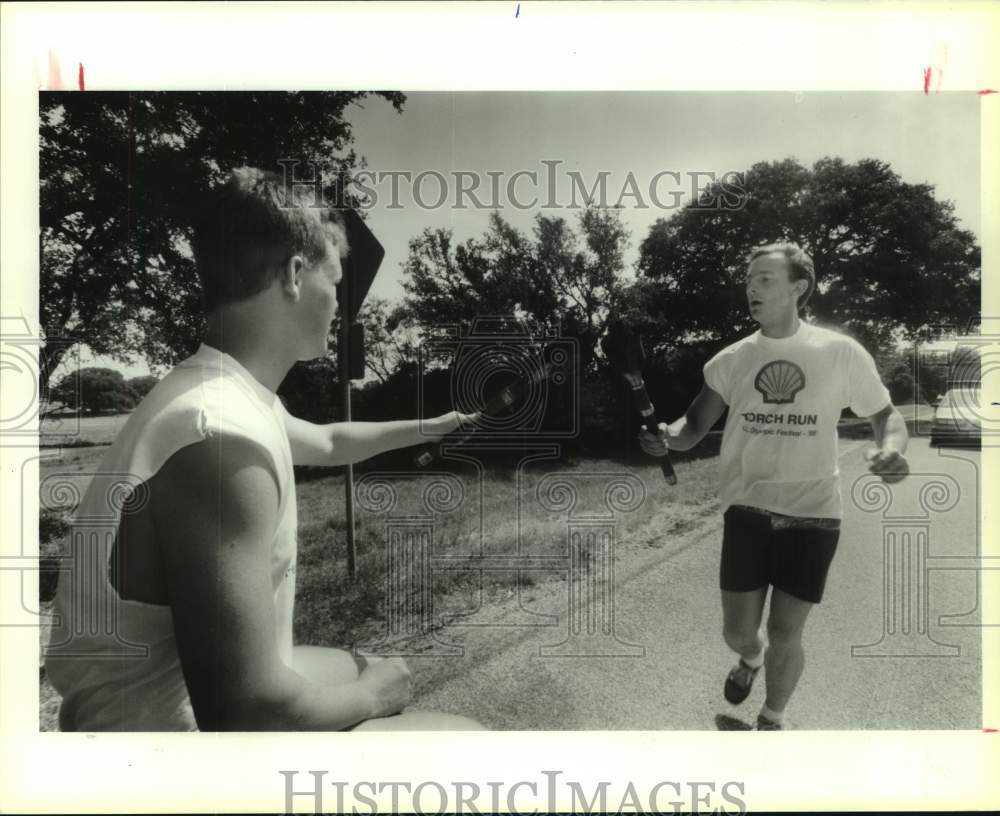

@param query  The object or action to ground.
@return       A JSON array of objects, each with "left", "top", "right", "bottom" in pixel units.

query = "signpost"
[{"left": 336, "top": 208, "right": 385, "bottom": 577}]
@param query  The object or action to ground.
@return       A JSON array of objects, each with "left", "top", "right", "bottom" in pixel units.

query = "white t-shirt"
[
  {"left": 703, "top": 321, "right": 890, "bottom": 519},
  {"left": 45, "top": 344, "right": 298, "bottom": 731}
]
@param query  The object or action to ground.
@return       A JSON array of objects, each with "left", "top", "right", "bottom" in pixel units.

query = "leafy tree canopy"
[
  {"left": 631, "top": 157, "right": 980, "bottom": 354},
  {"left": 399, "top": 208, "right": 630, "bottom": 373},
  {"left": 50, "top": 366, "right": 137, "bottom": 414},
  {"left": 40, "top": 90, "right": 404, "bottom": 396}
]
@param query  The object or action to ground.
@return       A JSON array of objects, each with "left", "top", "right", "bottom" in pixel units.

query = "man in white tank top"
[{"left": 45, "top": 168, "right": 483, "bottom": 731}]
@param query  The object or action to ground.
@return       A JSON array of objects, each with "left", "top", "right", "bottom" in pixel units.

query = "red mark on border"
[
  {"left": 979, "top": 89, "right": 997, "bottom": 96},
  {"left": 78, "top": 63, "right": 85, "bottom": 91},
  {"left": 923, "top": 67, "right": 933, "bottom": 94},
  {"left": 984, "top": 727, "right": 998, "bottom": 733},
  {"left": 47, "top": 49, "right": 63, "bottom": 90}
]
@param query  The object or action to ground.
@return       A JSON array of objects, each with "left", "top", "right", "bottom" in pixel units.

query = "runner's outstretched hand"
[{"left": 865, "top": 448, "right": 909, "bottom": 484}]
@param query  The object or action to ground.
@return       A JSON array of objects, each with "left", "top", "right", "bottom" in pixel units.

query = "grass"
[
  {"left": 40, "top": 412, "right": 131, "bottom": 448},
  {"left": 290, "top": 453, "right": 721, "bottom": 653}
]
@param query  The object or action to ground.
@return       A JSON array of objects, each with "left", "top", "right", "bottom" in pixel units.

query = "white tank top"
[{"left": 45, "top": 344, "right": 298, "bottom": 731}]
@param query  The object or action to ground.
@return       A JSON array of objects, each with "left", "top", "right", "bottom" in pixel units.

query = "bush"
[
  {"left": 40, "top": 508, "right": 71, "bottom": 544},
  {"left": 50, "top": 367, "right": 137, "bottom": 414},
  {"left": 278, "top": 358, "right": 341, "bottom": 423},
  {"left": 126, "top": 374, "right": 160, "bottom": 400},
  {"left": 39, "top": 508, "right": 72, "bottom": 603},
  {"left": 887, "top": 368, "right": 917, "bottom": 404}
]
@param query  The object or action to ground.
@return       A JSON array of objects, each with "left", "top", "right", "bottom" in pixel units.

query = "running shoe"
[{"left": 724, "top": 658, "right": 761, "bottom": 704}]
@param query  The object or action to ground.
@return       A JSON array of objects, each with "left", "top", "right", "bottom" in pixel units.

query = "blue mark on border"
[{"left": 516, "top": 3, "right": 520, "bottom": 17}]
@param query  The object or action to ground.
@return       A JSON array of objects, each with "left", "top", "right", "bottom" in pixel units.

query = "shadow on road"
[{"left": 714, "top": 713, "right": 753, "bottom": 731}]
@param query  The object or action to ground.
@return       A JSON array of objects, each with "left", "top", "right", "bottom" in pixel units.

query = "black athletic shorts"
[{"left": 719, "top": 505, "right": 840, "bottom": 604}]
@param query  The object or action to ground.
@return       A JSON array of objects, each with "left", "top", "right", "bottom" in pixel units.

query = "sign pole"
[
  {"left": 338, "top": 316, "right": 357, "bottom": 579},
  {"left": 336, "top": 207, "right": 385, "bottom": 580}
]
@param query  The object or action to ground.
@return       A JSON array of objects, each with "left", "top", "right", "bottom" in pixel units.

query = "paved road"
[{"left": 413, "top": 438, "right": 983, "bottom": 730}]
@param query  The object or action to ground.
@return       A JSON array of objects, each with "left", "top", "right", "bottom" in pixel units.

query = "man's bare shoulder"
[
  {"left": 145, "top": 435, "right": 290, "bottom": 730},
  {"left": 150, "top": 435, "right": 280, "bottom": 545}
]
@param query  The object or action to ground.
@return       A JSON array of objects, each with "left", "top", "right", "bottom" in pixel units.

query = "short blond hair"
[
  {"left": 191, "top": 167, "right": 348, "bottom": 312},
  {"left": 748, "top": 242, "right": 815, "bottom": 309}
]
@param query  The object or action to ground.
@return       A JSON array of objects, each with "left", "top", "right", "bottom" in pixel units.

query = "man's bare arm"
[
  {"left": 284, "top": 411, "right": 471, "bottom": 467},
  {"left": 865, "top": 403, "right": 909, "bottom": 483},
  {"left": 639, "top": 383, "right": 728, "bottom": 455},
  {"left": 153, "top": 436, "right": 411, "bottom": 730}
]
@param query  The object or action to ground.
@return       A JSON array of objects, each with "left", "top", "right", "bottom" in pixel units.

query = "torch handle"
[
  {"left": 642, "top": 416, "right": 678, "bottom": 485},
  {"left": 627, "top": 377, "right": 678, "bottom": 485}
]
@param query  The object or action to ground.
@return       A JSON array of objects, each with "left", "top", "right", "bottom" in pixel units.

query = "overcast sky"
[{"left": 85, "top": 91, "right": 981, "bottom": 378}]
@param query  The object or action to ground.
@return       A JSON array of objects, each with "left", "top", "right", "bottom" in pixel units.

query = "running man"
[
  {"left": 45, "top": 168, "right": 482, "bottom": 731},
  {"left": 639, "top": 242, "right": 909, "bottom": 730}
]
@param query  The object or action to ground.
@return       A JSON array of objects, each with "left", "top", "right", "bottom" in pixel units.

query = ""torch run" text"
[{"left": 741, "top": 412, "right": 818, "bottom": 425}]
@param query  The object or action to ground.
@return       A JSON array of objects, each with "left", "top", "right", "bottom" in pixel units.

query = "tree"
[
  {"left": 633, "top": 157, "right": 980, "bottom": 355},
  {"left": 126, "top": 375, "right": 160, "bottom": 400},
  {"left": 277, "top": 357, "right": 340, "bottom": 424},
  {"left": 399, "top": 208, "right": 630, "bottom": 374},
  {"left": 356, "top": 298, "right": 421, "bottom": 384},
  {"left": 535, "top": 208, "right": 630, "bottom": 372},
  {"left": 400, "top": 214, "right": 534, "bottom": 328},
  {"left": 39, "top": 90, "right": 405, "bottom": 399},
  {"left": 50, "top": 367, "right": 138, "bottom": 414},
  {"left": 874, "top": 349, "right": 920, "bottom": 405}
]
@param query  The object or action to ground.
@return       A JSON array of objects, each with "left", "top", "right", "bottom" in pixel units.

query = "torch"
[{"left": 601, "top": 319, "right": 678, "bottom": 485}]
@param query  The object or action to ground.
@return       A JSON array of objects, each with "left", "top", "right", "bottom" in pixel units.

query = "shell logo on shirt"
[{"left": 754, "top": 360, "right": 806, "bottom": 405}]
